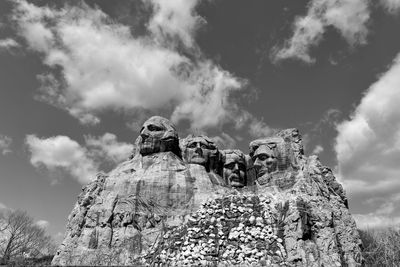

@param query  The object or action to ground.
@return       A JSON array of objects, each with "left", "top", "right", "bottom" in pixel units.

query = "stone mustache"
[{"left": 52, "top": 116, "right": 362, "bottom": 266}]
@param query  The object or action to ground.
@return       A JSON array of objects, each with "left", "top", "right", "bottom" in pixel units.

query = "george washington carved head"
[{"left": 138, "top": 116, "right": 180, "bottom": 156}]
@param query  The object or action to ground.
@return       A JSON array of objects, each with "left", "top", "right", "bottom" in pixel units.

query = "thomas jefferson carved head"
[
  {"left": 182, "top": 135, "right": 218, "bottom": 166},
  {"left": 138, "top": 116, "right": 179, "bottom": 156},
  {"left": 222, "top": 150, "right": 246, "bottom": 188}
]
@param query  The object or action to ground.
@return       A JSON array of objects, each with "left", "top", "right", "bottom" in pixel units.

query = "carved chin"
[
  {"left": 139, "top": 144, "right": 158, "bottom": 155},
  {"left": 229, "top": 175, "right": 244, "bottom": 188},
  {"left": 139, "top": 139, "right": 161, "bottom": 155},
  {"left": 188, "top": 157, "right": 206, "bottom": 165},
  {"left": 139, "top": 138, "right": 178, "bottom": 155},
  {"left": 257, "top": 166, "right": 277, "bottom": 177},
  {"left": 230, "top": 180, "right": 244, "bottom": 188}
]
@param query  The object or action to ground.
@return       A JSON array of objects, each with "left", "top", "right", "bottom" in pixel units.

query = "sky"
[{"left": 1, "top": 0, "right": 400, "bottom": 242}]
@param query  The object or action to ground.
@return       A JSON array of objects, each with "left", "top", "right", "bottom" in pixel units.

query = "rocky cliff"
[{"left": 52, "top": 116, "right": 362, "bottom": 266}]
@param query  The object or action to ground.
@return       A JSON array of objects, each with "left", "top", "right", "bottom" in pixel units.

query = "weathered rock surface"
[
  {"left": 143, "top": 158, "right": 361, "bottom": 266},
  {"left": 52, "top": 152, "right": 227, "bottom": 265},
  {"left": 52, "top": 117, "right": 361, "bottom": 266}
]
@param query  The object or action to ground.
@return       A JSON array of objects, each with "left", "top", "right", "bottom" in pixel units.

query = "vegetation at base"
[
  {"left": 2, "top": 255, "right": 54, "bottom": 266},
  {"left": 0, "top": 210, "right": 57, "bottom": 266},
  {"left": 359, "top": 226, "right": 400, "bottom": 266}
]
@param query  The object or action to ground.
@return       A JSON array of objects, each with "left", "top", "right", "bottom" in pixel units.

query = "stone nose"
[
  {"left": 233, "top": 163, "right": 239, "bottom": 171},
  {"left": 266, "top": 157, "right": 275, "bottom": 165},
  {"left": 140, "top": 127, "right": 150, "bottom": 140},
  {"left": 253, "top": 158, "right": 262, "bottom": 168},
  {"left": 194, "top": 143, "right": 202, "bottom": 154}
]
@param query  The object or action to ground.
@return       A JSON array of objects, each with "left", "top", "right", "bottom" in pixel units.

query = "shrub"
[{"left": 359, "top": 226, "right": 400, "bottom": 266}]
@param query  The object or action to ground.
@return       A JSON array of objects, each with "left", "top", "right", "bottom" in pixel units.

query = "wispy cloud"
[
  {"left": 248, "top": 118, "right": 274, "bottom": 138},
  {"left": 11, "top": 0, "right": 249, "bottom": 130},
  {"left": 85, "top": 133, "right": 133, "bottom": 163},
  {"left": 35, "top": 219, "right": 49, "bottom": 229},
  {"left": 210, "top": 132, "right": 237, "bottom": 149},
  {"left": 0, "top": 38, "right": 19, "bottom": 51},
  {"left": 272, "top": 0, "right": 370, "bottom": 63},
  {"left": 335, "top": 52, "right": 400, "bottom": 225},
  {"left": 312, "top": 145, "right": 324, "bottom": 155},
  {"left": 379, "top": 0, "right": 400, "bottom": 14},
  {"left": 0, "top": 135, "right": 12, "bottom": 155}
]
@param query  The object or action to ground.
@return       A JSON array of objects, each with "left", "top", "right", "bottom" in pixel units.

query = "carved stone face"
[
  {"left": 252, "top": 144, "right": 278, "bottom": 177},
  {"left": 139, "top": 116, "right": 178, "bottom": 156},
  {"left": 183, "top": 136, "right": 217, "bottom": 166},
  {"left": 223, "top": 150, "right": 246, "bottom": 188}
]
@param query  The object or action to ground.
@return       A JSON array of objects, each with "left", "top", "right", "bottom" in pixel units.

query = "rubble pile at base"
[{"left": 146, "top": 193, "right": 287, "bottom": 266}]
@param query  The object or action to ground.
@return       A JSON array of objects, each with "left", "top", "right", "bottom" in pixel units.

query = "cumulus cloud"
[
  {"left": 170, "top": 61, "right": 243, "bottom": 129},
  {"left": 35, "top": 220, "right": 49, "bottom": 229},
  {"left": 85, "top": 133, "right": 133, "bottom": 163},
  {"left": 11, "top": 0, "right": 245, "bottom": 130},
  {"left": 26, "top": 133, "right": 135, "bottom": 184},
  {"left": 26, "top": 135, "right": 98, "bottom": 184},
  {"left": 380, "top": 0, "right": 400, "bottom": 14},
  {"left": 273, "top": 0, "right": 370, "bottom": 63},
  {"left": 0, "top": 38, "right": 19, "bottom": 50},
  {"left": 0, "top": 135, "right": 12, "bottom": 155},
  {"left": 335, "top": 52, "right": 400, "bottom": 225}
]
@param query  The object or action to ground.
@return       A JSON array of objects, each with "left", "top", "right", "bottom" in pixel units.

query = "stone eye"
[
  {"left": 148, "top": 124, "right": 163, "bottom": 131},
  {"left": 258, "top": 154, "right": 268, "bottom": 161},
  {"left": 224, "top": 163, "right": 235, "bottom": 169},
  {"left": 187, "top": 142, "right": 197, "bottom": 148},
  {"left": 200, "top": 144, "right": 208, "bottom": 149}
]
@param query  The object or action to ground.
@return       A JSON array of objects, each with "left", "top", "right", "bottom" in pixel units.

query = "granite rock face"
[{"left": 52, "top": 117, "right": 362, "bottom": 266}]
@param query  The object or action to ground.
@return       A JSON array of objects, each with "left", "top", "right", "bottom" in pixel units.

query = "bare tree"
[
  {"left": 0, "top": 210, "right": 54, "bottom": 264},
  {"left": 0, "top": 212, "right": 8, "bottom": 255}
]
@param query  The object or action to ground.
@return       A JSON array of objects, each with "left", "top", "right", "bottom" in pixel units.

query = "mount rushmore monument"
[{"left": 52, "top": 116, "right": 362, "bottom": 266}]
